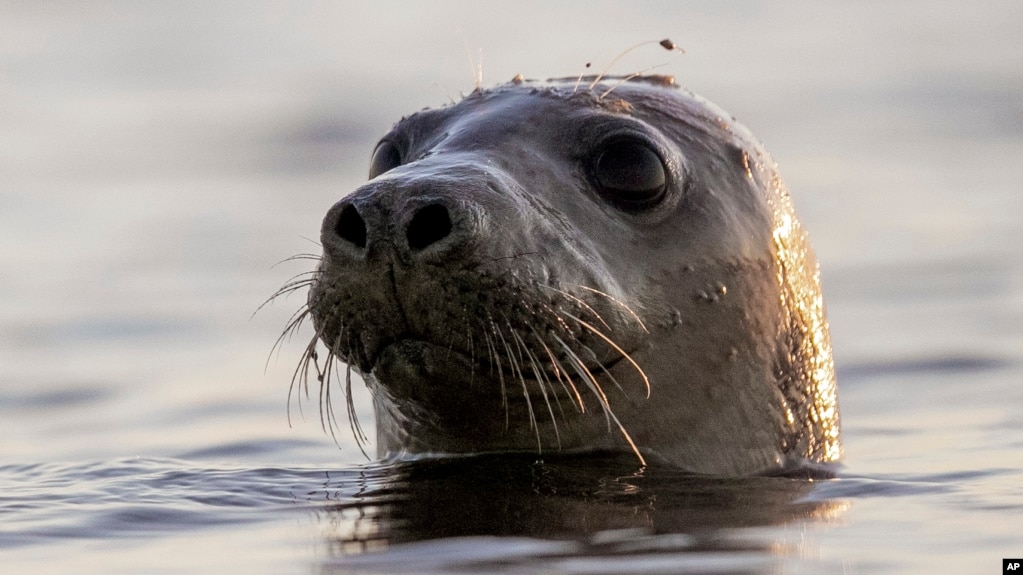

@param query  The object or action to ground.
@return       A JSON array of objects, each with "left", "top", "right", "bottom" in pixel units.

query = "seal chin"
[
  {"left": 372, "top": 339, "right": 521, "bottom": 434},
  {"left": 374, "top": 340, "right": 475, "bottom": 388},
  {"left": 372, "top": 340, "right": 482, "bottom": 410}
]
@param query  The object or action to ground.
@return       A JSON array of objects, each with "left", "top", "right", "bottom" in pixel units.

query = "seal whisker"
[
  {"left": 485, "top": 320, "right": 510, "bottom": 428},
  {"left": 507, "top": 326, "right": 556, "bottom": 406},
  {"left": 563, "top": 312, "right": 651, "bottom": 399},
  {"left": 510, "top": 326, "right": 560, "bottom": 450},
  {"left": 515, "top": 327, "right": 565, "bottom": 429},
  {"left": 528, "top": 325, "right": 586, "bottom": 413},
  {"left": 270, "top": 252, "right": 322, "bottom": 269},
  {"left": 334, "top": 329, "right": 372, "bottom": 453},
  {"left": 267, "top": 305, "right": 311, "bottom": 373},
  {"left": 443, "top": 328, "right": 458, "bottom": 362},
  {"left": 289, "top": 320, "right": 341, "bottom": 434},
  {"left": 574, "top": 339, "right": 632, "bottom": 400},
  {"left": 495, "top": 322, "right": 539, "bottom": 446},
  {"left": 258, "top": 275, "right": 316, "bottom": 308},
  {"left": 551, "top": 334, "right": 612, "bottom": 428},
  {"left": 321, "top": 336, "right": 343, "bottom": 442},
  {"left": 271, "top": 266, "right": 320, "bottom": 283},
  {"left": 293, "top": 334, "right": 317, "bottom": 400},
  {"left": 481, "top": 328, "right": 497, "bottom": 379},
  {"left": 287, "top": 332, "right": 320, "bottom": 428},
  {"left": 255, "top": 279, "right": 316, "bottom": 330},
  {"left": 280, "top": 302, "right": 313, "bottom": 334},
  {"left": 499, "top": 324, "right": 536, "bottom": 433},
  {"left": 256, "top": 259, "right": 319, "bottom": 314},
  {"left": 317, "top": 335, "right": 370, "bottom": 457},
  {"left": 466, "top": 318, "right": 476, "bottom": 386},
  {"left": 574, "top": 285, "right": 649, "bottom": 334},
  {"left": 345, "top": 363, "right": 370, "bottom": 458},
  {"left": 539, "top": 286, "right": 612, "bottom": 332},
  {"left": 553, "top": 334, "right": 646, "bottom": 466}
]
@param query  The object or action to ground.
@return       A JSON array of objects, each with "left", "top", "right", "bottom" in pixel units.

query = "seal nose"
[
  {"left": 334, "top": 203, "right": 367, "bottom": 248},
  {"left": 405, "top": 204, "right": 453, "bottom": 251},
  {"left": 322, "top": 196, "right": 460, "bottom": 260}
]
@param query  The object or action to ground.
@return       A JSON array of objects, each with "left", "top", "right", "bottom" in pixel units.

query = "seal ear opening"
[
  {"left": 369, "top": 140, "right": 403, "bottom": 179},
  {"left": 590, "top": 138, "right": 668, "bottom": 210}
]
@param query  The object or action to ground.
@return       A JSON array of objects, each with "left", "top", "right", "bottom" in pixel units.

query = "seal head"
[{"left": 306, "top": 75, "right": 840, "bottom": 475}]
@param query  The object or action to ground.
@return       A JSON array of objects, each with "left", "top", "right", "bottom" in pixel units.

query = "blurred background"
[{"left": 0, "top": 2, "right": 1020, "bottom": 571}]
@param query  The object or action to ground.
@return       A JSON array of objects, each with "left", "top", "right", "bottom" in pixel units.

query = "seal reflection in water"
[{"left": 295, "top": 75, "right": 840, "bottom": 475}]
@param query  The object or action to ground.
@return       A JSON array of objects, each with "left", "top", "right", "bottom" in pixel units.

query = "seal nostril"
[
  {"left": 406, "top": 204, "right": 453, "bottom": 251},
  {"left": 336, "top": 204, "right": 367, "bottom": 248}
]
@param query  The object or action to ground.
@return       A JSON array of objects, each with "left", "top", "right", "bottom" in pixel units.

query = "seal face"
[{"left": 304, "top": 75, "right": 841, "bottom": 475}]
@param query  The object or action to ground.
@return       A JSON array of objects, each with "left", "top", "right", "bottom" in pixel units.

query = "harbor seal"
[{"left": 295, "top": 75, "right": 841, "bottom": 475}]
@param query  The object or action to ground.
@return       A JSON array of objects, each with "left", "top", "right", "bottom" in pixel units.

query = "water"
[{"left": 2, "top": 2, "right": 1021, "bottom": 573}]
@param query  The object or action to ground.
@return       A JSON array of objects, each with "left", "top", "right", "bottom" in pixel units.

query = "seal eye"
[
  {"left": 593, "top": 140, "right": 667, "bottom": 208},
  {"left": 368, "top": 141, "right": 402, "bottom": 179}
]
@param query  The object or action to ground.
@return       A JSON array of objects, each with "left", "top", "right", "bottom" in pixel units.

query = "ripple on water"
[
  {"left": 0, "top": 457, "right": 363, "bottom": 547},
  {"left": 1, "top": 451, "right": 1018, "bottom": 572}
]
